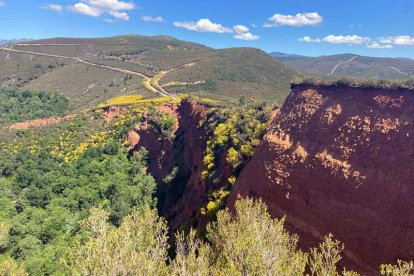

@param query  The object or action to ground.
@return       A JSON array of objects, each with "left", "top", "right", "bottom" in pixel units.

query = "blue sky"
[{"left": 1, "top": 0, "right": 414, "bottom": 58}]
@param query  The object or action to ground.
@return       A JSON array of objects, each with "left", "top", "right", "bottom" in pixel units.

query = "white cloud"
[
  {"left": 173, "top": 19, "right": 232, "bottom": 33},
  {"left": 300, "top": 34, "right": 414, "bottom": 47},
  {"left": 234, "top": 32, "right": 260, "bottom": 41},
  {"left": 109, "top": 10, "right": 129, "bottom": 20},
  {"left": 173, "top": 19, "right": 259, "bottom": 40},
  {"left": 68, "top": 0, "right": 135, "bottom": 20},
  {"left": 379, "top": 36, "right": 414, "bottom": 45},
  {"left": 81, "top": 0, "right": 134, "bottom": 11},
  {"left": 142, "top": 16, "right": 165, "bottom": 23},
  {"left": 367, "top": 43, "right": 393, "bottom": 49},
  {"left": 264, "top": 12, "right": 322, "bottom": 27},
  {"left": 323, "top": 35, "right": 370, "bottom": 44},
  {"left": 298, "top": 36, "right": 321, "bottom": 43},
  {"left": 299, "top": 35, "right": 370, "bottom": 45},
  {"left": 105, "top": 18, "right": 114, "bottom": 23},
  {"left": 0, "top": 1, "right": 5, "bottom": 8},
  {"left": 69, "top": 2, "right": 102, "bottom": 17},
  {"left": 234, "top": 24, "right": 249, "bottom": 34},
  {"left": 41, "top": 4, "right": 63, "bottom": 12},
  {"left": 232, "top": 24, "right": 259, "bottom": 40}
]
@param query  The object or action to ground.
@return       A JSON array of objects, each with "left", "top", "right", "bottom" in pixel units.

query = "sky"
[{"left": 1, "top": 0, "right": 414, "bottom": 58}]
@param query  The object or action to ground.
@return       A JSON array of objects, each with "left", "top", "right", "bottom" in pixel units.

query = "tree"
[
  {"left": 309, "top": 234, "right": 361, "bottom": 276},
  {"left": 170, "top": 230, "right": 212, "bottom": 276},
  {"left": 226, "top": 147, "right": 239, "bottom": 168},
  {"left": 0, "top": 222, "right": 9, "bottom": 249},
  {"left": 380, "top": 260, "right": 414, "bottom": 276},
  {"left": 65, "top": 206, "right": 169, "bottom": 276},
  {"left": 207, "top": 198, "right": 308, "bottom": 275},
  {"left": 0, "top": 258, "right": 28, "bottom": 276}
]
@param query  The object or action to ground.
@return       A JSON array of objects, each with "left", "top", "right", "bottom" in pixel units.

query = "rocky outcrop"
[{"left": 229, "top": 84, "right": 414, "bottom": 274}]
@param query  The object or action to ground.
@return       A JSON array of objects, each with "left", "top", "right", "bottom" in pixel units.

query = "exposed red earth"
[
  {"left": 9, "top": 114, "right": 77, "bottom": 129},
  {"left": 103, "top": 106, "right": 128, "bottom": 123},
  {"left": 228, "top": 84, "right": 414, "bottom": 274},
  {"left": 126, "top": 101, "right": 214, "bottom": 230}
]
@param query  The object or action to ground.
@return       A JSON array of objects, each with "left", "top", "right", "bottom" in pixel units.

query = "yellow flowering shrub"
[{"left": 106, "top": 95, "right": 144, "bottom": 106}]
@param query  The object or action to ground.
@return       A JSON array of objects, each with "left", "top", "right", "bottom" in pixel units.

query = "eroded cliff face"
[
  {"left": 128, "top": 104, "right": 179, "bottom": 184},
  {"left": 127, "top": 100, "right": 219, "bottom": 231},
  {"left": 229, "top": 84, "right": 414, "bottom": 274},
  {"left": 162, "top": 100, "right": 209, "bottom": 231}
]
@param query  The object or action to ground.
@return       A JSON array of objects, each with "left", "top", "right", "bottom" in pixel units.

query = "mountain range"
[
  {"left": 0, "top": 38, "right": 31, "bottom": 46},
  {"left": 271, "top": 52, "right": 414, "bottom": 80}
]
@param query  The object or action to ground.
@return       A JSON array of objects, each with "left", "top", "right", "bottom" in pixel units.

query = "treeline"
[{"left": 0, "top": 89, "right": 69, "bottom": 125}]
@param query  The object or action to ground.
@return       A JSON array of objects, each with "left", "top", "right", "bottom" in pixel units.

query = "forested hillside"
[
  {"left": 0, "top": 89, "right": 68, "bottom": 125},
  {"left": 0, "top": 108, "right": 158, "bottom": 274}
]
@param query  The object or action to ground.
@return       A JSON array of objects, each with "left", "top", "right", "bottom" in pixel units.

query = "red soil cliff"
[
  {"left": 229, "top": 84, "right": 414, "bottom": 274},
  {"left": 127, "top": 103, "right": 179, "bottom": 184},
  {"left": 127, "top": 100, "right": 213, "bottom": 231}
]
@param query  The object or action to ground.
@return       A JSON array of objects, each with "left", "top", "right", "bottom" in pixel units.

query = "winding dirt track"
[
  {"left": 152, "top": 62, "right": 197, "bottom": 96},
  {"left": 328, "top": 56, "right": 357, "bottom": 75},
  {"left": 0, "top": 46, "right": 177, "bottom": 97}
]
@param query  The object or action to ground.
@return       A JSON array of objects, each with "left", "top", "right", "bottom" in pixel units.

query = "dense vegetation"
[
  {"left": 202, "top": 99, "right": 272, "bottom": 182},
  {"left": 2, "top": 199, "right": 411, "bottom": 275},
  {"left": 194, "top": 99, "right": 273, "bottom": 222},
  {"left": 0, "top": 89, "right": 69, "bottom": 125},
  {"left": 0, "top": 110, "right": 156, "bottom": 274}
]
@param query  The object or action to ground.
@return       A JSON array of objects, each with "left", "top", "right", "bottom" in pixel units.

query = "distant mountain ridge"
[
  {"left": 0, "top": 38, "right": 31, "bottom": 45},
  {"left": 269, "top": 52, "right": 308, "bottom": 59},
  {"left": 271, "top": 52, "right": 414, "bottom": 80}
]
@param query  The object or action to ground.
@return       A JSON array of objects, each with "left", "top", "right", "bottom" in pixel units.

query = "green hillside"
[
  {"left": 160, "top": 48, "right": 300, "bottom": 104},
  {"left": 1, "top": 35, "right": 299, "bottom": 111}
]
